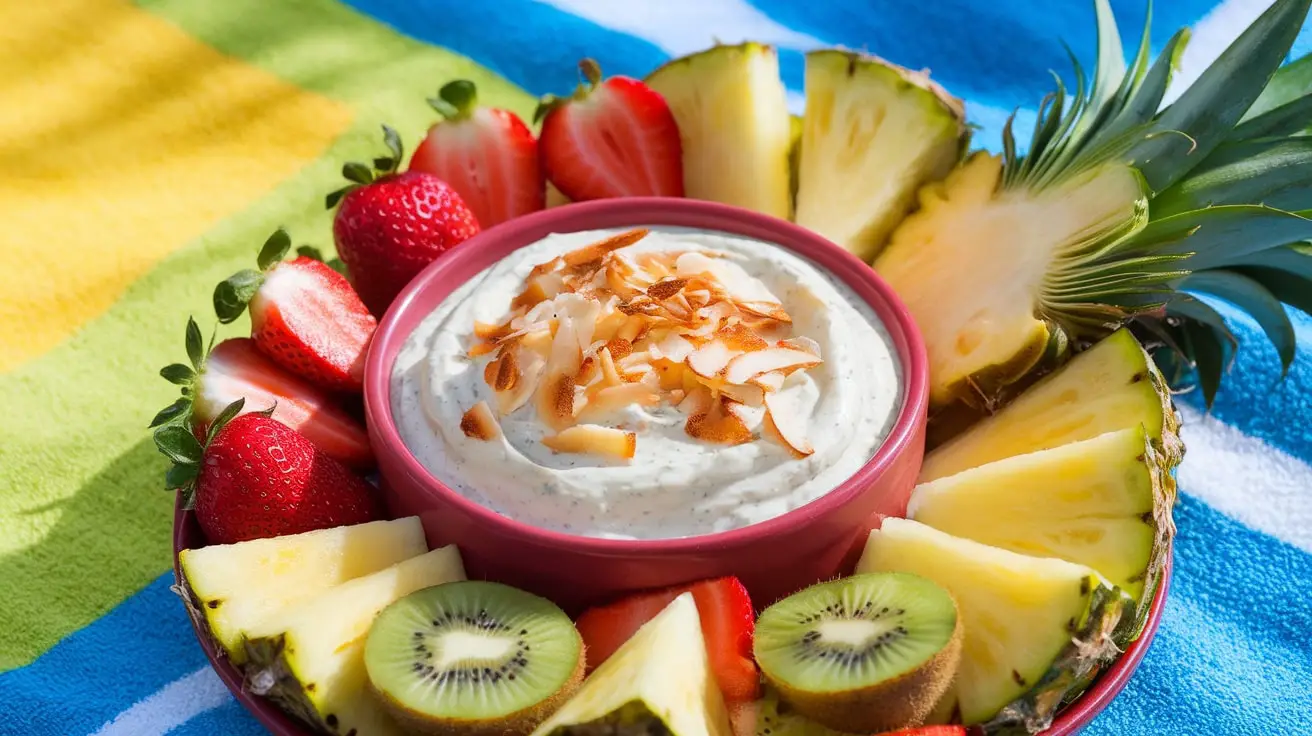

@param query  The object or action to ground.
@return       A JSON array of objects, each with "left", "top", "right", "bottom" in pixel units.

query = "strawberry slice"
[
  {"left": 409, "top": 80, "right": 545, "bottom": 229},
  {"left": 574, "top": 576, "right": 760, "bottom": 703},
  {"left": 213, "top": 229, "right": 376, "bottom": 392},
  {"left": 536, "top": 59, "right": 684, "bottom": 201},
  {"left": 152, "top": 319, "right": 374, "bottom": 468}
]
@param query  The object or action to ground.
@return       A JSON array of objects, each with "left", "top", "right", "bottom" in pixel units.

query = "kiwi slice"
[
  {"left": 364, "top": 580, "right": 585, "bottom": 735},
  {"left": 752, "top": 573, "right": 962, "bottom": 733}
]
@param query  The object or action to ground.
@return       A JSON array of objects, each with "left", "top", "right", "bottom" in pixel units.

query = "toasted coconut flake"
[
  {"left": 715, "top": 381, "right": 765, "bottom": 408},
  {"left": 511, "top": 281, "right": 550, "bottom": 310},
  {"left": 751, "top": 371, "right": 786, "bottom": 392},
  {"left": 615, "top": 316, "right": 646, "bottom": 342},
  {"left": 715, "top": 323, "right": 769, "bottom": 351},
  {"left": 474, "top": 320, "right": 514, "bottom": 342},
  {"left": 781, "top": 336, "right": 822, "bottom": 358},
  {"left": 535, "top": 372, "right": 577, "bottom": 431},
  {"left": 763, "top": 390, "right": 814, "bottom": 458},
  {"left": 723, "top": 347, "right": 821, "bottom": 385},
  {"left": 653, "top": 332, "right": 694, "bottom": 363},
  {"left": 675, "top": 252, "right": 782, "bottom": 305},
  {"left": 577, "top": 355, "right": 598, "bottom": 385},
  {"left": 678, "top": 386, "right": 714, "bottom": 414},
  {"left": 617, "top": 350, "right": 651, "bottom": 369},
  {"left": 687, "top": 340, "right": 743, "bottom": 379},
  {"left": 593, "top": 309, "right": 628, "bottom": 341},
  {"left": 542, "top": 425, "right": 637, "bottom": 459},
  {"left": 652, "top": 359, "right": 687, "bottom": 390},
  {"left": 736, "top": 300, "right": 793, "bottom": 324},
  {"left": 686, "top": 397, "right": 753, "bottom": 445},
  {"left": 578, "top": 383, "right": 660, "bottom": 420},
  {"left": 497, "top": 351, "right": 544, "bottom": 415},
  {"left": 646, "top": 277, "right": 688, "bottom": 301},
  {"left": 468, "top": 341, "right": 497, "bottom": 358},
  {"left": 460, "top": 402, "right": 501, "bottom": 442},
  {"left": 598, "top": 347, "right": 625, "bottom": 387},
  {"left": 622, "top": 363, "right": 653, "bottom": 382},
  {"left": 562, "top": 229, "right": 649, "bottom": 267},
  {"left": 605, "top": 337, "right": 633, "bottom": 362},
  {"left": 668, "top": 388, "right": 686, "bottom": 404},
  {"left": 529, "top": 256, "right": 564, "bottom": 277}
]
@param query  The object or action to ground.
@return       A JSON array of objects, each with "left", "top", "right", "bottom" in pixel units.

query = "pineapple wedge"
[
  {"left": 177, "top": 517, "right": 427, "bottom": 664},
  {"left": 531, "top": 592, "right": 733, "bottom": 736},
  {"left": 857, "top": 518, "right": 1130, "bottom": 729},
  {"left": 920, "top": 329, "right": 1182, "bottom": 481},
  {"left": 645, "top": 43, "right": 793, "bottom": 220},
  {"left": 909, "top": 427, "right": 1169, "bottom": 602},
  {"left": 795, "top": 50, "right": 966, "bottom": 261},
  {"left": 244, "top": 546, "right": 466, "bottom": 736}
]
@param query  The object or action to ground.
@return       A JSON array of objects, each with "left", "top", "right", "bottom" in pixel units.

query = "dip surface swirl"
[{"left": 390, "top": 226, "right": 903, "bottom": 539}]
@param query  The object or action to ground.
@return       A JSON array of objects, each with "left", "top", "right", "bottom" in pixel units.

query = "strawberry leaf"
[
  {"left": 326, "top": 258, "right": 349, "bottom": 278},
  {"left": 206, "top": 397, "right": 246, "bottom": 444},
  {"left": 325, "top": 187, "right": 351, "bottom": 210},
  {"left": 165, "top": 462, "right": 200, "bottom": 491},
  {"left": 185, "top": 317, "right": 204, "bottom": 371},
  {"left": 154, "top": 424, "right": 203, "bottom": 464},
  {"left": 213, "top": 269, "right": 264, "bottom": 324},
  {"left": 431, "top": 80, "right": 477, "bottom": 120},
  {"left": 381, "top": 124, "right": 404, "bottom": 168},
  {"left": 372, "top": 157, "right": 395, "bottom": 171},
  {"left": 257, "top": 228, "right": 292, "bottom": 270},
  {"left": 150, "top": 398, "right": 191, "bottom": 428},
  {"left": 296, "top": 245, "right": 325, "bottom": 261},
  {"left": 342, "top": 162, "right": 375, "bottom": 185},
  {"left": 160, "top": 363, "right": 195, "bottom": 385}
]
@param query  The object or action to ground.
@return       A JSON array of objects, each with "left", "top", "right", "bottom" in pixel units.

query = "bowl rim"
[
  {"left": 362, "top": 197, "right": 931, "bottom": 550},
  {"left": 171, "top": 500, "right": 1173, "bottom": 736}
]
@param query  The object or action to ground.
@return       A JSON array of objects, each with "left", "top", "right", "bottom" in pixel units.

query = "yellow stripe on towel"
[{"left": 0, "top": 0, "right": 352, "bottom": 373}]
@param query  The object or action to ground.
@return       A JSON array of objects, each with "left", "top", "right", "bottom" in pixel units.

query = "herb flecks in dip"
[
  {"left": 391, "top": 226, "right": 903, "bottom": 539},
  {"left": 461, "top": 228, "right": 825, "bottom": 459}
]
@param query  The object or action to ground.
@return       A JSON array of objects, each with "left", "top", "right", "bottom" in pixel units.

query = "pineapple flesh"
[
  {"left": 920, "top": 329, "right": 1182, "bottom": 482},
  {"left": 177, "top": 517, "right": 427, "bottom": 664},
  {"left": 908, "top": 427, "right": 1166, "bottom": 601},
  {"left": 857, "top": 518, "right": 1130, "bottom": 729},
  {"left": 645, "top": 43, "right": 793, "bottom": 220},
  {"left": 795, "top": 50, "right": 967, "bottom": 261},
  {"left": 531, "top": 593, "right": 733, "bottom": 736},
  {"left": 873, "top": 0, "right": 1312, "bottom": 415},
  {"left": 243, "top": 546, "right": 467, "bottom": 736}
]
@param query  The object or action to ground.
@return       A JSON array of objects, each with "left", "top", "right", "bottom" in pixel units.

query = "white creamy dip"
[{"left": 390, "top": 226, "right": 903, "bottom": 539}]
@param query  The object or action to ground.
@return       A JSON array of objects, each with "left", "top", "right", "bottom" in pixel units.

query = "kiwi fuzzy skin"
[
  {"left": 368, "top": 645, "right": 586, "bottom": 736},
  {"left": 767, "top": 617, "right": 963, "bottom": 733}
]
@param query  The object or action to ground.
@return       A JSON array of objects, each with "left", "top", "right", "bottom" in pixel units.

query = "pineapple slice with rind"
[
  {"left": 244, "top": 546, "right": 467, "bottom": 736},
  {"left": 920, "top": 329, "right": 1182, "bottom": 482},
  {"left": 857, "top": 518, "right": 1131, "bottom": 729},
  {"left": 795, "top": 50, "right": 967, "bottom": 261},
  {"left": 531, "top": 592, "right": 733, "bottom": 736},
  {"left": 177, "top": 517, "right": 427, "bottom": 664},
  {"left": 645, "top": 43, "right": 793, "bottom": 220},
  {"left": 909, "top": 427, "right": 1169, "bottom": 603}
]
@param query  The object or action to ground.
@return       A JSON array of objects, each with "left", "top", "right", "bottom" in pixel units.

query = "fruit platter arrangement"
[{"left": 157, "top": 1, "right": 1312, "bottom": 735}]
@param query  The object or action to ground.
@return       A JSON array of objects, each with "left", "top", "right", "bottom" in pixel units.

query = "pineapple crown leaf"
[
  {"left": 1229, "top": 95, "right": 1312, "bottom": 142},
  {"left": 326, "top": 125, "right": 404, "bottom": 209},
  {"left": 428, "top": 80, "right": 478, "bottom": 121},
  {"left": 1180, "top": 270, "right": 1298, "bottom": 375},
  {"left": 1153, "top": 138, "right": 1312, "bottom": 217},
  {"left": 1243, "top": 51, "right": 1312, "bottom": 122},
  {"left": 212, "top": 228, "right": 292, "bottom": 324}
]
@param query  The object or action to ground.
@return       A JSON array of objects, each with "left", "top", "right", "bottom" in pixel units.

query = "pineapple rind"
[
  {"left": 796, "top": 50, "right": 967, "bottom": 261},
  {"left": 645, "top": 42, "right": 793, "bottom": 220}
]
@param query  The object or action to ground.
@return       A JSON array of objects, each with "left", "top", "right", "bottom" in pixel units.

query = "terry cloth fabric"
[{"left": 1, "top": 0, "right": 1310, "bottom": 733}]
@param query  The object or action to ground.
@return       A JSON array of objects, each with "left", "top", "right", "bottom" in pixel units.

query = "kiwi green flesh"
[
  {"left": 364, "top": 581, "right": 582, "bottom": 724},
  {"left": 754, "top": 573, "right": 958, "bottom": 694},
  {"left": 544, "top": 702, "right": 673, "bottom": 736}
]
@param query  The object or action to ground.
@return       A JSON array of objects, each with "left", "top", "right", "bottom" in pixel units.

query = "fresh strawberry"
[
  {"left": 212, "top": 228, "right": 376, "bottom": 392},
  {"left": 153, "top": 400, "right": 381, "bottom": 544},
  {"left": 535, "top": 59, "right": 684, "bottom": 201},
  {"left": 328, "top": 125, "right": 481, "bottom": 317},
  {"left": 410, "top": 80, "right": 545, "bottom": 229},
  {"left": 873, "top": 727, "right": 968, "bottom": 736},
  {"left": 152, "top": 319, "right": 374, "bottom": 467},
  {"left": 574, "top": 576, "right": 760, "bottom": 703}
]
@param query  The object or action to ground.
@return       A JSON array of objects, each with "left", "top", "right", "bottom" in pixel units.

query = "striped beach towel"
[{"left": 1, "top": 0, "right": 1310, "bottom": 733}]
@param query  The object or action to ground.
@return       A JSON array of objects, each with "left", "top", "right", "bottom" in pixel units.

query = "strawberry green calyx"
[
  {"left": 212, "top": 228, "right": 290, "bottom": 324},
  {"left": 151, "top": 316, "right": 209, "bottom": 431},
  {"left": 325, "top": 124, "right": 405, "bottom": 209},
  {"left": 428, "top": 80, "right": 479, "bottom": 121},
  {"left": 534, "top": 58, "right": 605, "bottom": 123},
  {"left": 154, "top": 396, "right": 276, "bottom": 507},
  {"left": 295, "top": 245, "right": 349, "bottom": 277}
]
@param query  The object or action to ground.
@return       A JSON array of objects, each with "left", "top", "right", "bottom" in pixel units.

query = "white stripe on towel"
[
  {"left": 534, "top": 0, "right": 824, "bottom": 56},
  {"left": 90, "top": 667, "right": 229, "bottom": 736},
  {"left": 1177, "top": 404, "right": 1312, "bottom": 554}
]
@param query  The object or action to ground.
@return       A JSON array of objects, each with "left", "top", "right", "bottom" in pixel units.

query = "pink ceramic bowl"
[{"left": 362, "top": 197, "right": 929, "bottom": 613}]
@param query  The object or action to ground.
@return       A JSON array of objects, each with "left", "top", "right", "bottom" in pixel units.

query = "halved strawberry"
[
  {"left": 409, "top": 80, "right": 545, "bottom": 229},
  {"left": 574, "top": 576, "right": 760, "bottom": 703},
  {"left": 152, "top": 319, "right": 374, "bottom": 467},
  {"left": 535, "top": 59, "right": 684, "bottom": 201},
  {"left": 214, "top": 229, "right": 376, "bottom": 392}
]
